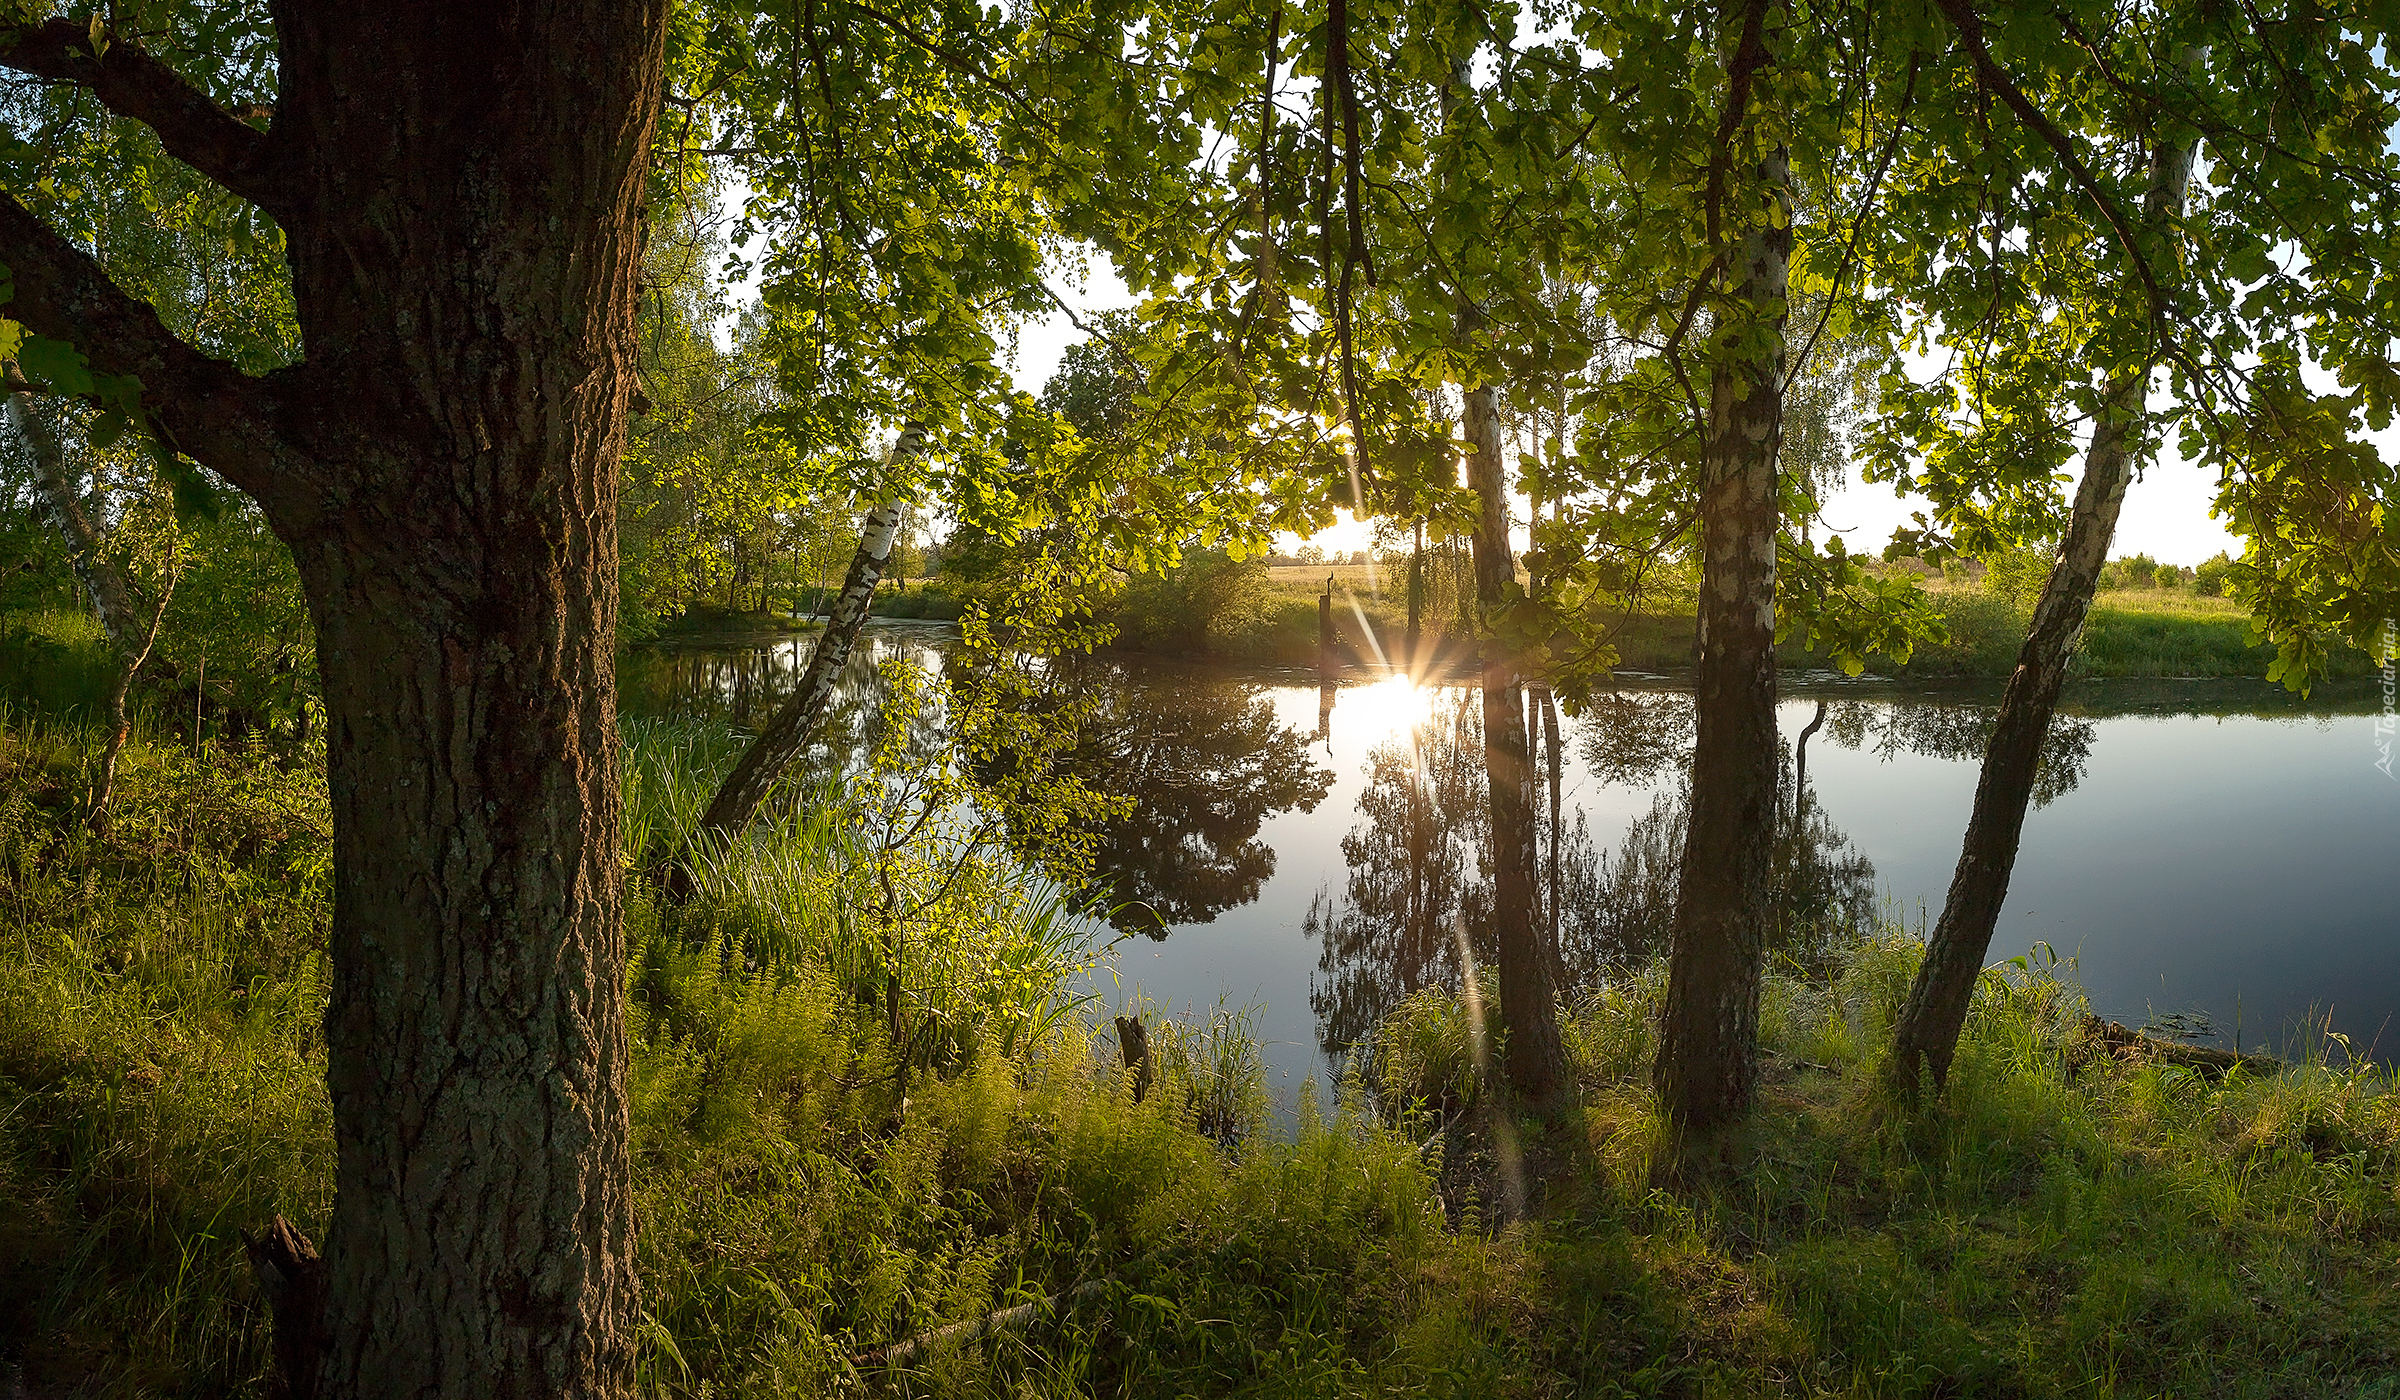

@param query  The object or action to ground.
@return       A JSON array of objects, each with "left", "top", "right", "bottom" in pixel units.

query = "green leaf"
[
  {"left": 151, "top": 437, "right": 224, "bottom": 525},
  {"left": 88, "top": 407, "right": 130, "bottom": 450},
  {"left": 15, "top": 335, "right": 96, "bottom": 397}
]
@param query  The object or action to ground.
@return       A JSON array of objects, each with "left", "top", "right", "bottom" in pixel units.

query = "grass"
[
  {"left": 1106, "top": 560, "right": 2381, "bottom": 684},
  {"left": 1596, "top": 579, "right": 2384, "bottom": 684},
  {"left": 0, "top": 609, "right": 117, "bottom": 716},
  {"left": 7, "top": 707, "right": 2400, "bottom": 1397}
]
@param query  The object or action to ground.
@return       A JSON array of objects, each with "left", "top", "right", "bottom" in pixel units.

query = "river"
[{"left": 624, "top": 621, "right": 2399, "bottom": 1102}]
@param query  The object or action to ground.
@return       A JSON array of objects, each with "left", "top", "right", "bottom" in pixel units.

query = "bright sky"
[{"left": 1003, "top": 256, "right": 2245, "bottom": 566}]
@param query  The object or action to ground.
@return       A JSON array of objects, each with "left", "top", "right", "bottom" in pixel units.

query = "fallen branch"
[
  {"left": 2075, "top": 1015, "right": 2282, "bottom": 1078},
  {"left": 865, "top": 1278, "right": 1112, "bottom": 1369}
]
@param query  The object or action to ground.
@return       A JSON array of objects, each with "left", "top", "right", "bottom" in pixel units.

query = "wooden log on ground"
[
  {"left": 2076, "top": 1015, "right": 2282, "bottom": 1077},
  {"left": 869, "top": 1279, "right": 1112, "bottom": 1369}
]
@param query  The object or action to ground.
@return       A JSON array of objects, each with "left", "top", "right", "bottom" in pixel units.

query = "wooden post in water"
[{"left": 1318, "top": 574, "right": 1336, "bottom": 683}]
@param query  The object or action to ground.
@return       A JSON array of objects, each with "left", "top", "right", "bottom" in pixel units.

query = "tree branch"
[
  {"left": 0, "top": 19, "right": 285, "bottom": 215},
  {"left": 1931, "top": 0, "right": 2170, "bottom": 326},
  {"left": 1, "top": 192, "right": 305, "bottom": 509}
]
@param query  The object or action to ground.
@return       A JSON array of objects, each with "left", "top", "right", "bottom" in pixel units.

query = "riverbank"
[
  {"left": 4, "top": 711, "right": 2396, "bottom": 1396},
  {"left": 1109, "top": 569, "right": 2384, "bottom": 684},
  {"left": 636, "top": 584, "right": 966, "bottom": 648}
]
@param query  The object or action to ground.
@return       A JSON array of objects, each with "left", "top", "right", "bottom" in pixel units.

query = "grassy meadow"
[{"left": 1115, "top": 561, "right": 2381, "bottom": 685}]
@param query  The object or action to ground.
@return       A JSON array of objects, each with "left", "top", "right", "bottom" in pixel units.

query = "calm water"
[{"left": 624, "top": 624, "right": 2399, "bottom": 1101}]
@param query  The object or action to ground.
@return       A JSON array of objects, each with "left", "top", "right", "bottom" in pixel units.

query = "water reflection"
[
  {"left": 620, "top": 634, "right": 2396, "bottom": 1084},
  {"left": 1305, "top": 691, "right": 1496, "bottom": 1052},
  {"left": 1305, "top": 687, "right": 1884, "bottom": 1054},
  {"left": 620, "top": 628, "right": 907, "bottom": 750},
  {"left": 1052, "top": 657, "right": 1335, "bottom": 936}
]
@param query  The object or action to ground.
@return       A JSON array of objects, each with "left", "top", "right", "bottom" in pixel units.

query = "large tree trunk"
[
  {"left": 1653, "top": 144, "right": 1792, "bottom": 1139},
  {"left": 687, "top": 427, "right": 923, "bottom": 845},
  {"left": 1462, "top": 350, "right": 1567, "bottom": 1103},
  {"left": 1886, "top": 109, "right": 2203, "bottom": 1100},
  {"left": 0, "top": 6, "right": 670, "bottom": 1391},
  {"left": 272, "top": 11, "right": 666, "bottom": 1391}
]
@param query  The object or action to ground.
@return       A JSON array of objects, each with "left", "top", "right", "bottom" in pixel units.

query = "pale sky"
[{"left": 1005, "top": 257, "right": 2245, "bottom": 566}]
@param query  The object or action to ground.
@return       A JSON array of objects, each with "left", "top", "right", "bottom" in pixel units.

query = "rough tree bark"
[
  {"left": 1653, "top": 133, "right": 1793, "bottom": 1140},
  {"left": 1461, "top": 329, "right": 1567, "bottom": 1103},
  {"left": 1886, "top": 100, "right": 2202, "bottom": 1099},
  {"left": 683, "top": 425, "right": 924, "bottom": 846},
  {"left": 2, "top": 7, "right": 668, "bottom": 1393}
]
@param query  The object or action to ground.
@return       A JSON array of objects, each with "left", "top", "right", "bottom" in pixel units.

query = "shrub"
[
  {"left": 2193, "top": 551, "right": 2235, "bottom": 598},
  {"left": 1979, "top": 546, "right": 2054, "bottom": 608},
  {"left": 1106, "top": 548, "right": 1271, "bottom": 652}
]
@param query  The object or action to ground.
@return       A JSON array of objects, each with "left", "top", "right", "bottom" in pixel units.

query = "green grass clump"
[
  {"left": 0, "top": 609, "right": 118, "bottom": 716},
  {"left": 1545, "top": 935, "right": 2400, "bottom": 1397}
]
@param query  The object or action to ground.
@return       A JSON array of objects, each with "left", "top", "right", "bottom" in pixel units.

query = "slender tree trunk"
[
  {"left": 685, "top": 427, "right": 923, "bottom": 846},
  {"left": 6, "top": 371, "right": 178, "bottom": 830},
  {"left": 88, "top": 561, "right": 174, "bottom": 832},
  {"left": 1406, "top": 517, "right": 1424, "bottom": 665},
  {"left": 1793, "top": 699, "right": 1826, "bottom": 811},
  {"left": 6, "top": 378, "right": 141, "bottom": 646},
  {"left": 1541, "top": 686, "right": 1563, "bottom": 963},
  {"left": 1887, "top": 105, "right": 2203, "bottom": 1100},
  {"left": 1653, "top": 143, "right": 1792, "bottom": 1139},
  {"left": 1462, "top": 332, "right": 1566, "bottom": 1103},
  {"left": 1318, "top": 577, "right": 1335, "bottom": 681}
]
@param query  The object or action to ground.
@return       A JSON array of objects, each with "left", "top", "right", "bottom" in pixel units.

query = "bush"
[
  {"left": 1106, "top": 548, "right": 1271, "bottom": 653},
  {"left": 2116, "top": 552, "right": 2159, "bottom": 588},
  {"left": 2193, "top": 551, "right": 2235, "bottom": 598},
  {"left": 1979, "top": 546, "right": 2054, "bottom": 608}
]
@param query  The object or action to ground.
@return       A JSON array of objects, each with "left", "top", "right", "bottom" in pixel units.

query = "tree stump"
[
  {"left": 1114, "top": 1015, "right": 1153, "bottom": 1103},
  {"left": 243, "top": 1215, "right": 325, "bottom": 1400}
]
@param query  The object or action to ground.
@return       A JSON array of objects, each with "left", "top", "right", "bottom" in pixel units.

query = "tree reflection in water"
[
  {"left": 1824, "top": 698, "right": 2097, "bottom": 806},
  {"left": 1058, "top": 660, "right": 1335, "bottom": 936},
  {"left": 1309, "top": 688, "right": 1894, "bottom": 1058},
  {"left": 1305, "top": 691, "right": 1496, "bottom": 1053}
]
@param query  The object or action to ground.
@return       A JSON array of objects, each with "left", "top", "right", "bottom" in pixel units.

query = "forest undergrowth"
[{"left": 3, "top": 710, "right": 2398, "bottom": 1398}]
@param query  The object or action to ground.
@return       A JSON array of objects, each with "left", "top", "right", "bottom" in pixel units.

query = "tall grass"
[
  {"left": 1354, "top": 930, "right": 2400, "bottom": 1395},
  {"left": 3, "top": 713, "right": 1508, "bottom": 1397},
  {"left": 0, "top": 609, "right": 117, "bottom": 717}
]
